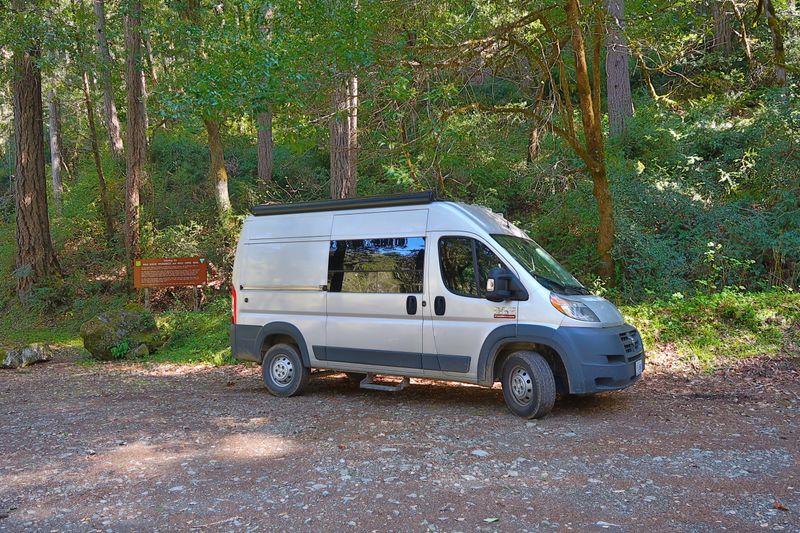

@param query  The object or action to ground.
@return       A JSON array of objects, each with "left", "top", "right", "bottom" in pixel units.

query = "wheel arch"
[
  {"left": 478, "top": 325, "right": 577, "bottom": 394},
  {"left": 255, "top": 322, "right": 311, "bottom": 367}
]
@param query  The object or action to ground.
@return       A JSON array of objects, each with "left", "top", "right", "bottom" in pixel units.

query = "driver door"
[{"left": 426, "top": 233, "right": 519, "bottom": 380}]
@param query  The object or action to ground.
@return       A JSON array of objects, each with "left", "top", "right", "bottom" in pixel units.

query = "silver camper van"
[{"left": 230, "top": 192, "right": 644, "bottom": 418}]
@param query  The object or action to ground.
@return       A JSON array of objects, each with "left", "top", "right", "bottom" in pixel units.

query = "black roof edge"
[{"left": 251, "top": 191, "right": 437, "bottom": 217}]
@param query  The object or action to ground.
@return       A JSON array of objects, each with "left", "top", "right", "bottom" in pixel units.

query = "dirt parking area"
[{"left": 1, "top": 353, "right": 799, "bottom": 532}]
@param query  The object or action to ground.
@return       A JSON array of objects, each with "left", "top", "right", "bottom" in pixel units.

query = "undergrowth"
[{"left": 622, "top": 289, "right": 800, "bottom": 371}]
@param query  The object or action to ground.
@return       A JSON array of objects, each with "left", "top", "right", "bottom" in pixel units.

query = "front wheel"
[
  {"left": 501, "top": 351, "right": 556, "bottom": 419},
  {"left": 262, "top": 343, "right": 310, "bottom": 397}
]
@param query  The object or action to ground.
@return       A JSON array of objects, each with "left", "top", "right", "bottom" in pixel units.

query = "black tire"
[
  {"left": 501, "top": 351, "right": 556, "bottom": 419},
  {"left": 345, "top": 372, "right": 367, "bottom": 386},
  {"left": 261, "top": 343, "right": 310, "bottom": 397}
]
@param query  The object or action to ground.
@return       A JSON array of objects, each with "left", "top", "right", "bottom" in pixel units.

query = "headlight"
[{"left": 549, "top": 293, "right": 600, "bottom": 322}]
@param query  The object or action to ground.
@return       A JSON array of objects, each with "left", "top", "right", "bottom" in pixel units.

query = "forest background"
[{"left": 1, "top": 0, "right": 798, "bottom": 369}]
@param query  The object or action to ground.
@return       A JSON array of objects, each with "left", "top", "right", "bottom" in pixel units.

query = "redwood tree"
[
  {"left": 124, "top": 0, "right": 146, "bottom": 264},
  {"left": 257, "top": 107, "right": 274, "bottom": 182},
  {"left": 330, "top": 75, "right": 358, "bottom": 199},
  {"left": 13, "top": 41, "right": 61, "bottom": 299},
  {"left": 710, "top": 1, "right": 734, "bottom": 52},
  {"left": 605, "top": 0, "right": 633, "bottom": 136}
]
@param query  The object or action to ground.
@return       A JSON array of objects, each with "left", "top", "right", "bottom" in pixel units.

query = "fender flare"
[
  {"left": 254, "top": 322, "right": 312, "bottom": 367},
  {"left": 477, "top": 324, "right": 583, "bottom": 391}
]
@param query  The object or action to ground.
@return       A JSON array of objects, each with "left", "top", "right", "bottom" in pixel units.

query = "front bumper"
[{"left": 553, "top": 323, "right": 645, "bottom": 394}]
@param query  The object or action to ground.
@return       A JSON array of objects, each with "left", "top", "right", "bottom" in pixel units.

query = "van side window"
[
  {"left": 439, "top": 237, "right": 506, "bottom": 298},
  {"left": 328, "top": 237, "right": 425, "bottom": 293}
]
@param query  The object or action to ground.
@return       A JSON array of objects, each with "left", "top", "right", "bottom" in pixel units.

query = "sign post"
[{"left": 133, "top": 257, "right": 208, "bottom": 310}]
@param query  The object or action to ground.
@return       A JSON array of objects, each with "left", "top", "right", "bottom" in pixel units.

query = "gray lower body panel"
[{"left": 313, "top": 345, "right": 470, "bottom": 373}]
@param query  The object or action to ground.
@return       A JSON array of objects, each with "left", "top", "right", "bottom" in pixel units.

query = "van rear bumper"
[
  {"left": 230, "top": 324, "right": 261, "bottom": 362},
  {"left": 553, "top": 324, "right": 645, "bottom": 394}
]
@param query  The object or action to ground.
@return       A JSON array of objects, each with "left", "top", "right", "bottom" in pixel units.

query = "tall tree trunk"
[
  {"left": 82, "top": 71, "right": 115, "bottom": 238},
  {"left": 143, "top": 32, "right": 158, "bottom": 84},
  {"left": 711, "top": 1, "right": 734, "bottom": 52},
  {"left": 566, "top": 0, "right": 615, "bottom": 280},
  {"left": 605, "top": 0, "right": 634, "bottom": 136},
  {"left": 764, "top": 0, "right": 787, "bottom": 85},
  {"left": 347, "top": 76, "right": 358, "bottom": 185},
  {"left": 47, "top": 89, "right": 63, "bottom": 209},
  {"left": 330, "top": 77, "right": 358, "bottom": 199},
  {"left": 203, "top": 118, "right": 232, "bottom": 214},
  {"left": 257, "top": 107, "right": 273, "bottom": 182},
  {"left": 731, "top": 2, "right": 753, "bottom": 62},
  {"left": 124, "top": 0, "right": 146, "bottom": 265},
  {"left": 526, "top": 124, "right": 540, "bottom": 164},
  {"left": 13, "top": 45, "right": 61, "bottom": 300},
  {"left": 93, "top": 0, "right": 125, "bottom": 160},
  {"left": 141, "top": 67, "right": 150, "bottom": 141}
]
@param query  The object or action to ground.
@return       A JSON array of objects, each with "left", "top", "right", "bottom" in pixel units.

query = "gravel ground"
[{"left": 1, "top": 353, "right": 798, "bottom": 532}]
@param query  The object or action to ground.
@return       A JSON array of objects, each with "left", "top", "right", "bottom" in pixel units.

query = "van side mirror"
[{"left": 485, "top": 268, "right": 528, "bottom": 302}]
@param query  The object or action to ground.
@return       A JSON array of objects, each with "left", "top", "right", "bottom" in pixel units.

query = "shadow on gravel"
[{"left": 295, "top": 372, "right": 633, "bottom": 417}]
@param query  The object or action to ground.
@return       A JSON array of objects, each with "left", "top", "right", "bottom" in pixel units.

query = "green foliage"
[
  {"left": 622, "top": 290, "right": 800, "bottom": 371},
  {"left": 155, "top": 298, "right": 233, "bottom": 366},
  {"left": 513, "top": 90, "right": 800, "bottom": 299},
  {"left": 27, "top": 278, "right": 74, "bottom": 314},
  {"left": 1, "top": 0, "right": 798, "bottom": 372},
  {"left": 110, "top": 339, "right": 131, "bottom": 359}
]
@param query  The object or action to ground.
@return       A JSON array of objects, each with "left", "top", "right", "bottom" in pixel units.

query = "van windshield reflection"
[{"left": 491, "top": 235, "right": 589, "bottom": 295}]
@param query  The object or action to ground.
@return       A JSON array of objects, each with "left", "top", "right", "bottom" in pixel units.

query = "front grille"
[{"left": 619, "top": 329, "right": 642, "bottom": 355}]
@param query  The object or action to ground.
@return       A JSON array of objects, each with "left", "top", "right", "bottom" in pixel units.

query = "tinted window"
[
  {"left": 438, "top": 237, "right": 477, "bottom": 296},
  {"left": 328, "top": 237, "right": 425, "bottom": 293},
  {"left": 439, "top": 237, "right": 506, "bottom": 298}
]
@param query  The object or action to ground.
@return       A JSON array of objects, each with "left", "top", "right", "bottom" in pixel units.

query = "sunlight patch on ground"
[{"left": 212, "top": 433, "right": 298, "bottom": 461}]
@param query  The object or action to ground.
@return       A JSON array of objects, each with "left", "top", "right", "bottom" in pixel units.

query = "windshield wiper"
[
  {"left": 561, "top": 285, "right": 591, "bottom": 296},
  {"left": 532, "top": 273, "right": 589, "bottom": 295}
]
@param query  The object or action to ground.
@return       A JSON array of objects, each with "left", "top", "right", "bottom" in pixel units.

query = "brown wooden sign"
[{"left": 133, "top": 257, "right": 208, "bottom": 289}]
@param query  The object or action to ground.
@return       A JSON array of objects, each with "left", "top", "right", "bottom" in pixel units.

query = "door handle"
[
  {"left": 406, "top": 295, "right": 417, "bottom": 315},
  {"left": 434, "top": 296, "right": 446, "bottom": 316}
]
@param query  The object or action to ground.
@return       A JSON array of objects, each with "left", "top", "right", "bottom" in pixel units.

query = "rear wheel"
[
  {"left": 261, "top": 343, "right": 310, "bottom": 397},
  {"left": 501, "top": 351, "right": 556, "bottom": 419}
]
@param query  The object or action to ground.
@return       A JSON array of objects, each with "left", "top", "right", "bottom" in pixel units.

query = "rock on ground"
[
  {"left": 79, "top": 307, "right": 161, "bottom": 360},
  {"left": 129, "top": 343, "right": 150, "bottom": 358},
  {"left": 0, "top": 344, "right": 51, "bottom": 369}
]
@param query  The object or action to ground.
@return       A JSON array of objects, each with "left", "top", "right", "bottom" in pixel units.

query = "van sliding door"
[{"left": 319, "top": 210, "right": 428, "bottom": 372}]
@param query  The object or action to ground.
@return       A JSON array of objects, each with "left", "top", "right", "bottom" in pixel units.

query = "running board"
[{"left": 359, "top": 374, "right": 409, "bottom": 392}]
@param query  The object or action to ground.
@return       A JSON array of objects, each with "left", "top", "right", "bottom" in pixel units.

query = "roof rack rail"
[{"left": 251, "top": 191, "right": 436, "bottom": 217}]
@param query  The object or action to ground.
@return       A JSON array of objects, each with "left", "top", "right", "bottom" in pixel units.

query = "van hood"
[{"left": 569, "top": 295, "right": 625, "bottom": 327}]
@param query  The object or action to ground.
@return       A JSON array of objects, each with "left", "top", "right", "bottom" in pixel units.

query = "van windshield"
[{"left": 491, "top": 234, "right": 589, "bottom": 295}]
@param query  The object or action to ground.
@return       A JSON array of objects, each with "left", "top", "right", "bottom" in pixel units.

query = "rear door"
[
  {"left": 426, "top": 233, "right": 519, "bottom": 380},
  {"left": 320, "top": 209, "right": 429, "bottom": 372}
]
